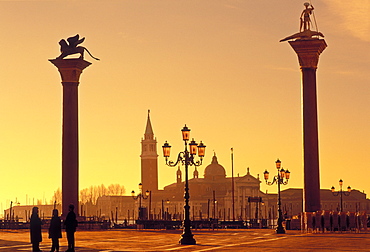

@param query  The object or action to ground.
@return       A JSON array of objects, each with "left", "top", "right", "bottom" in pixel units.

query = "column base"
[
  {"left": 179, "top": 233, "right": 196, "bottom": 245},
  {"left": 276, "top": 225, "right": 286, "bottom": 234}
]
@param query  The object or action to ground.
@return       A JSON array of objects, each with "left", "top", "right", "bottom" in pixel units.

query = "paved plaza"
[{"left": 0, "top": 229, "right": 369, "bottom": 251}]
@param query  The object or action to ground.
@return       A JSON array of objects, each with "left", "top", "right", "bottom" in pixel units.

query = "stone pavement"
[{"left": 0, "top": 229, "right": 369, "bottom": 251}]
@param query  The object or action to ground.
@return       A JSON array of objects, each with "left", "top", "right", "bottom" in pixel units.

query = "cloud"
[{"left": 326, "top": 0, "right": 370, "bottom": 41}]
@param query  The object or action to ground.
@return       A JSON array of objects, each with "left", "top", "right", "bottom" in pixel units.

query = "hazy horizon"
[{"left": 0, "top": 1, "right": 369, "bottom": 215}]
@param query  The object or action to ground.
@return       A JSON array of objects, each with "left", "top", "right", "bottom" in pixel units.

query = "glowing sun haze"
[
  {"left": 327, "top": 0, "right": 370, "bottom": 42},
  {"left": 0, "top": 0, "right": 369, "bottom": 215}
]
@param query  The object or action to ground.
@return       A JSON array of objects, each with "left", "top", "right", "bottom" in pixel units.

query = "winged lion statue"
[{"left": 56, "top": 34, "right": 100, "bottom": 60}]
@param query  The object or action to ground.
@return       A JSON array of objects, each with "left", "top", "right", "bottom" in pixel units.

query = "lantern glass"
[
  {"left": 145, "top": 190, "right": 150, "bottom": 197},
  {"left": 189, "top": 139, "right": 198, "bottom": 155},
  {"left": 264, "top": 170, "right": 269, "bottom": 181},
  {"left": 181, "top": 125, "right": 190, "bottom": 141},
  {"left": 131, "top": 190, "right": 135, "bottom": 197},
  {"left": 331, "top": 186, "right": 335, "bottom": 192},
  {"left": 347, "top": 186, "right": 351, "bottom": 192},
  {"left": 138, "top": 183, "right": 143, "bottom": 190},
  {"left": 275, "top": 159, "right": 281, "bottom": 169},
  {"left": 197, "top": 141, "right": 206, "bottom": 157},
  {"left": 162, "top": 141, "right": 171, "bottom": 157},
  {"left": 339, "top": 179, "right": 343, "bottom": 186},
  {"left": 285, "top": 169, "right": 290, "bottom": 179},
  {"left": 280, "top": 168, "right": 285, "bottom": 178}
]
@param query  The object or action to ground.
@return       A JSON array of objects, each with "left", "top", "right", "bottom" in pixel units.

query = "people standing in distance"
[
  {"left": 30, "top": 206, "right": 43, "bottom": 252},
  {"left": 64, "top": 204, "right": 78, "bottom": 252},
  {"left": 49, "top": 209, "right": 62, "bottom": 252}
]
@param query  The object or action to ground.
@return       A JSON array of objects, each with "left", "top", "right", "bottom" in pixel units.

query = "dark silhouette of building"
[
  {"left": 5, "top": 112, "right": 370, "bottom": 225},
  {"left": 140, "top": 110, "right": 159, "bottom": 193}
]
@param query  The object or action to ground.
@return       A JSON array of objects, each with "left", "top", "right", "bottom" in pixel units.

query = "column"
[
  {"left": 289, "top": 39, "right": 327, "bottom": 212},
  {"left": 49, "top": 58, "right": 91, "bottom": 216}
]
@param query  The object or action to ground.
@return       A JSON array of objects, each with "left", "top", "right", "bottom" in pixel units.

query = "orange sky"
[{"left": 0, "top": 1, "right": 369, "bottom": 215}]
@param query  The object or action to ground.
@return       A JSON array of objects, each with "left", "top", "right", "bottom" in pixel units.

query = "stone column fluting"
[
  {"left": 49, "top": 58, "right": 91, "bottom": 216},
  {"left": 289, "top": 39, "right": 327, "bottom": 212}
]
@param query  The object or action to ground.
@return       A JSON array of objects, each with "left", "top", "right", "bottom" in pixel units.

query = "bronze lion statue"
[{"left": 57, "top": 34, "right": 100, "bottom": 60}]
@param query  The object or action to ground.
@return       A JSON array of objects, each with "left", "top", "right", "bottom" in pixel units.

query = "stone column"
[
  {"left": 49, "top": 58, "right": 91, "bottom": 216},
  {"left": 289, "top": 39, "right": 327, "bottom": 212}
]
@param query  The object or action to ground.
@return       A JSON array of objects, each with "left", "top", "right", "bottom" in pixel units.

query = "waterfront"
[{"left": 0, "top": 229, "right": 369, "bottom": 251}]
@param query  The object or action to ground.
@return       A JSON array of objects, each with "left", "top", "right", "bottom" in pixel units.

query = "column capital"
[
  {"left": 49, "top": 58, "right": 91, "bottom": 83},
  {"left": 289, "top": 39, "right": 327, "bottom": 69}
]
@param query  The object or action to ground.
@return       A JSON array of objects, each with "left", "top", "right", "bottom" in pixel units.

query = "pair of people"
[{"left": 30, "top": 204, "right": 77, "bottom": 252}]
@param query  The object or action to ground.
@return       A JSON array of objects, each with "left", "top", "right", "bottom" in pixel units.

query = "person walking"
[
  {"left": 30, "top": 206, "right": 43, "bottom": 252},
  {"left": 64, "top": 204, "right": 77, "bottom": 252},
  {"left": 49, "top": 209, "right": 62, "bottom": 252}
]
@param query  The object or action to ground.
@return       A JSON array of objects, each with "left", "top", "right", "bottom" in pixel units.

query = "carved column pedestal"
[{"left": 50, "top": 58, "right": 91, "bottom": 216}]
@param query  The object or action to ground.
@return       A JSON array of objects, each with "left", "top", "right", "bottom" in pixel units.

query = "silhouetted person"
[
  {"left": 30, "top": 206, "right": 43, "bottom": 252},
  {"left": 64, "top": 204, "right": 77, "bottom": 252},
  {"left": 49, "top": 209, "right": 62, "bottom": 252}
]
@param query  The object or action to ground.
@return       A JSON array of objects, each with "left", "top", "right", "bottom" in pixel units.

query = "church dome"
[{"left": 204, "top": 155, "right": 226, "bottom": 180}]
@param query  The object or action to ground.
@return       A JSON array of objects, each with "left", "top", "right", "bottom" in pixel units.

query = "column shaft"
[
  {"left": 50, "top": 58, "right": 91, "bottom": 217},
  {"left": 62, "top": 82, "right": 79, "bottom": 216},
  {"left": 302, "top": 68, "right": 321, "bottom": 212}
]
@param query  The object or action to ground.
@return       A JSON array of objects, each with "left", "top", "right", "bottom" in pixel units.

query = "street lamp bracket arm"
[
  {"left": 189, "top": 154, "right": 203, "bottom": 167},
  {"left": 166, "top": 151, "right": 203, "bottom": 167},
  {"left": 132, "top": 194, "right": 140, "bottom": 200},
  {"left": 166, "top": 151, "right": 186, "bottom": 167},
  {"left": 280, "top": 180, "right": 289, "bottom": 185},
  {"left": 342, "top": 191, "right": 351, "bottom": 196},
  {"left": 265, "top": 176, "right": 278, "bottom": 185}
]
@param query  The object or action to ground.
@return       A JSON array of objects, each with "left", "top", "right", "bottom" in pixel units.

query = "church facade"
[
  {"left": 92, "top": 111, "right": 267, "bottom": 222},
  {"left": 5, "top": 112, "right": 370, "bottom": 223},
  {"left": 92, "top": 112, "right": 370, "bottom": 222},
  {"left": 93, "top": 112, "right": 370, "bottom": 223}
]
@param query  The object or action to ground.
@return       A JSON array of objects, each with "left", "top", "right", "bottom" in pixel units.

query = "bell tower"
[
  {"left": 176, "top": 166, "right": 182, "bottom": 183},
  {"left": 193, "top": 167, "right": 199, "bottom": 179},
  {"left": 140, "top": 110, "right": 158, "bottom": 193}
]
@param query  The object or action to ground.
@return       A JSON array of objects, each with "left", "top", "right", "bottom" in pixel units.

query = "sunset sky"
[{"left": 0, "top": 0, "right": 369, "bottom": 215}]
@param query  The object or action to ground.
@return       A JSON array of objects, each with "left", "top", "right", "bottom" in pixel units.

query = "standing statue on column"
[
  {"left": 280, "top": 2, "right": 323, "bottom": 42},
  {"left": 300, "top": 2, "right": 314, "bottom": 32}
]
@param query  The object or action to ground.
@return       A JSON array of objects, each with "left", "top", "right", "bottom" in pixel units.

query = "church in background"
[
  {"left": 92, "top": 111, "right": 267, "bottom": 223},
  {"left": 4, "top": 111, "right": 370, "bottom": 224},
  {"left": 87, "top": 111, "right": 370, "bottom": 223}
]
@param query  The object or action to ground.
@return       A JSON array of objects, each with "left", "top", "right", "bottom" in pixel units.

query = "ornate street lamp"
[
  {"left": 331, "top": 179, "right": 351, "bottom": 212},
  {"left": 131, "top": 183, "right": 150, "bottom": 220},
  {"left": 162, "top": 125, "right": 206, "bottom": 245},
  {"left": 263, "top": 159, "right": 290, "bottom": 234}
]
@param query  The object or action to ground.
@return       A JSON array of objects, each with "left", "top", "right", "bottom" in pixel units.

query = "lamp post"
[
  {"left": 212, "top": 190, "right": 217, "bottom": 220},
  {"left": 263, "top": 159, "right": 290, "bottom": 234},
  {"left": 331, "top": 179, "right": 351, "bottom": 212},
  {"left": 131, "top": 183, "right": 150, "bottom": 220},
  {"left": 162, "top": 125, "right": 206, "bottom": 245},
  {"left": 9, "top": 201, "right": 13, "bottom": 222},
  {"left": 161, "top": 199, "right": 170, "bottom": 220},
  {"left": 148, "top": 190, "right": 152, "bottom": 220},
  {"left": 231, "top": 148, "right": 235, "bottom": 221}
]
